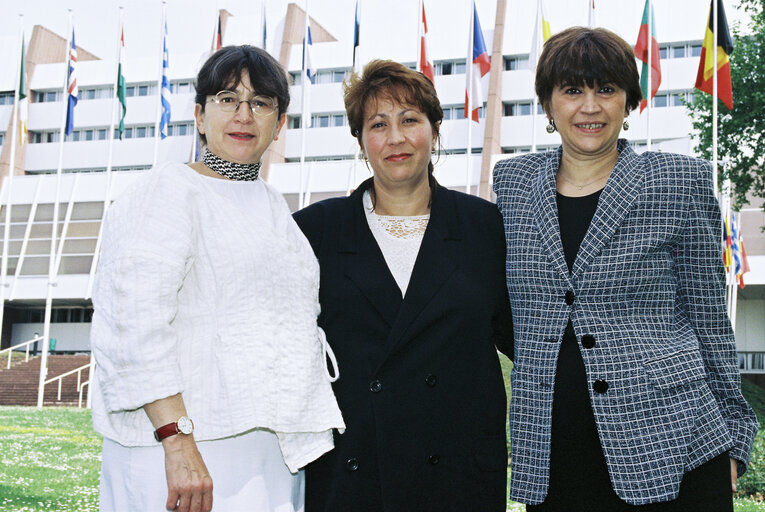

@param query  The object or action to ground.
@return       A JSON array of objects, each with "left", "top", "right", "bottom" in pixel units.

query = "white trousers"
[{"left": 99, "top": 429, "right": 305, "bottom": 512}]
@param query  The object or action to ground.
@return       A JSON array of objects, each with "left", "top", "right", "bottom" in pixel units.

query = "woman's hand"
[
  {"left": 730, "top": 457, "right": 738, "bottom": 493},
  {"left": 162, "top": 434, "right": 213, "bottom": 512},
  {"left": 143, "top": 394, "right": 213, "bottom": 512}
]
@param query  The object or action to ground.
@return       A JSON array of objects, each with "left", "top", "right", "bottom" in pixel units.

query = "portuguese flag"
[{"left": 695, "top": 0, "right": 734, "bottom": 109}]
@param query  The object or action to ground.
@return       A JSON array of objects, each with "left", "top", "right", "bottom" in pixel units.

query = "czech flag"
[
  {"left": 695, "top": 0, "right": 734, "bottom": 110},
  {"left": 465, "top": 1, "right": 489, "bottom": 122}
]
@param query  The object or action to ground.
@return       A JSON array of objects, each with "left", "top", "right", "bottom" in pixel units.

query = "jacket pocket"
[
  {"left": 473, "top": 435, "right": 508, "bottom": 472},
  {"left": 643, "top": 348, "right": 707, "bottom": 390}
]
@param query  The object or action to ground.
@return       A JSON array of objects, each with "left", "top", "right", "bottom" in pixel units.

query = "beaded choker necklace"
[{"left": 203, "top": 148, "right": 261, "bottom": 181}]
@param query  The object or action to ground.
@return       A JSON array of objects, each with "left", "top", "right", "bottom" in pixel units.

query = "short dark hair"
[
  {"left": 535, "top": 27, "right": 642, "bottom": 114},
  {"left": 194, "top": 45, "right": 290, "bottom": 144}
]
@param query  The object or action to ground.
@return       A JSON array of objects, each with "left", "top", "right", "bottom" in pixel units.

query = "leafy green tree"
[{"left": 686, "top": 0, "right": 765, "bottom": 211}]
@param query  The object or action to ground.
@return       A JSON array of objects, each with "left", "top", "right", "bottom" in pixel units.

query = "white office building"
[{"left": 0, "top": 0, "right": 763, "bottom": 379}]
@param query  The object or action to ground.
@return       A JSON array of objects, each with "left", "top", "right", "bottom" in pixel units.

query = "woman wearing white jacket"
[{"left": 91, "top": 45, "right": 344, "bottom": 512}]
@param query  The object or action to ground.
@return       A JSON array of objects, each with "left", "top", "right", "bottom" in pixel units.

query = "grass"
[
  {"left": 0, "top": 365, "right": 762, "bottom": 511},
  {"left": 0, "top": 407, "right": 101, "bottom": 512}
]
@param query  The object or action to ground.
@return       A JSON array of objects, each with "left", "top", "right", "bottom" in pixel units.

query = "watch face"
[{"left": 177, "top": 416, "right": 194, "bottom": 435}]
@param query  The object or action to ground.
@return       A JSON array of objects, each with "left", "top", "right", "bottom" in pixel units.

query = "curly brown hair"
[{"left": 343, "top": 60, "right": 443, "bottom": 180}]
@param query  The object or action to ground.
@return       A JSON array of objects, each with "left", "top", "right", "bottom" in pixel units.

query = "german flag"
[{"left": 695, "top": 0, "right": 734, "bottom": 109}]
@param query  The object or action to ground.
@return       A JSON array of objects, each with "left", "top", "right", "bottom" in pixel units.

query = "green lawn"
[
  {"left": 0, "top": 407, "right": 101, "bottom": 512},
  {"left": 0, "top": 368, "right": 763, "bottom": 511}
]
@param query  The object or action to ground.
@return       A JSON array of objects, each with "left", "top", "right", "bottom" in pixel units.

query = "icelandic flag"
[
  {"left": 65, "top": 29, "right": 78, "bottom": 136},
  {"left": 160, "top": 20, "right": 171, "bottom": 139},
  {"left": 465, "top": 2, "right": 490, "bottom": 122}
]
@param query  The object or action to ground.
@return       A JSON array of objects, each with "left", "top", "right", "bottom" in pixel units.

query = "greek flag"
[{"left": 160, "top": 20, "right": 171, "bottom": 139}]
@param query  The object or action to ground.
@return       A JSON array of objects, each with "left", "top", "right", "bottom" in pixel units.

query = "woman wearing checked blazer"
[
  {"left": 294, "top": 60, "right": 513, "bottom": 512},
  {"left": 493, "top": 27, "right": 758, "bottom": 511}
]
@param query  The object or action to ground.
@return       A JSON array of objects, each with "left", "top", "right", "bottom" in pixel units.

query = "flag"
[
  {"left": 303, "top": 24, "right": 316, "bottom": 83},
  {"left": 723, "top": 215, "right": 733, "bottom": 270},
  {"left": 214, "top": 12, "right": 223, "bottom": 51},
  {"left": 18, "top": 35, "right": 28, "bottom": 145},
  {"left": 730, "top": 212, "right": 750, "bottom": 289},
  {"left": 65, "top": 28, "right": 78, "bottom": 136},
  {"left": 160, "top": 20, "right": 171, "bottom": 139},
  {"left": 695, "top": 0, "right": 734, "bottom": 109},
  {"left": 116, "top": 26, "right": 127, "bottom": 139},
  {"left": 262, "top": 2, "right": 267, "bottom": 50},
  {"left": 465, "top": 1, "right": 490, "bottom": 123},
  {"left": 529, "top": 0, "right": 551, "bottom": 73},
  {"left": 587, "top": 0, "right": 595, "bottom": 27},
  {"left": 635, "top": 0, "right": 661, "bottom": 113},
  {"left": 419, "top": 1, "right": 435, "bottom": 82},
  {"left": 352, "top": 0, "right": 360, "bottom": 72},
  {"left": 302, "top": 20, "right": 315, "bottom": 128}
]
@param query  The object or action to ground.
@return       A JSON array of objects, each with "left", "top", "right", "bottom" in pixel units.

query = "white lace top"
[{"left": 363, "top": 190, "right": 430, "bottom": 295}]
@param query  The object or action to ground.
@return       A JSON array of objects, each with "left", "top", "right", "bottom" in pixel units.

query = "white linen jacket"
[{"left": 90, "top": 162, "right": 345, "bottom": 472}]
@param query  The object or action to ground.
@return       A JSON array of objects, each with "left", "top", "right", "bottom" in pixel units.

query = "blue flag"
[{"left": 160, "top": 20, "right": 171, "bottom": 139}]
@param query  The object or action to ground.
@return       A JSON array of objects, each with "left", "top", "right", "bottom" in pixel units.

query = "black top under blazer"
[
  {"left": 294, "top": 178, "right": 513, "bottom": 512},
  {"left": 493, "top": 140, "right": 758, "bottom": 506}
]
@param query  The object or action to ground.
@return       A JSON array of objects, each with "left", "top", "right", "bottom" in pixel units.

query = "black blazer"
[{"left": 294, "top": 178, "right": 513, "bottom": 512}]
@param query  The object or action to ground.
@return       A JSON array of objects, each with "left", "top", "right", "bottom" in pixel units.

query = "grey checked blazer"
[{"left": 493, "top": 140, "right": 758, "bottom": 506}]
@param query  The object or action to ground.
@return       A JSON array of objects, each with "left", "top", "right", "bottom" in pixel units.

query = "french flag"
[{"left": 465, "top": 1, "right": 489, "bottom": 122}]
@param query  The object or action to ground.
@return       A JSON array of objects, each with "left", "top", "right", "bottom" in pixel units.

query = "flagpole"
[
  {"left": 465, "top": 0, "right": 474, "bottom": 195},
  {"left": 39, "top": 11, "right": 73, "bottom": 409},
  {"left": 87, "top": 7, "right": 124, "bottom": 303},
  {"left": 712, "top": 0, "right": 719, "bottom": 194},
  {"left": 299, "top": 0, "right": 310, "bottom": 208},
  {"left": 1, "top": 15, "right": 25, "bottom": 344},
  {"left": 153, "top": 2, "right": 167, "bottom": 167},
  {"left": 646, "top": 0, "right": 652, "bottom": 149}
]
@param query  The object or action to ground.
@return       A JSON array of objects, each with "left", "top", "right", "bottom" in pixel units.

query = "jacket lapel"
[
  {"left": 341, "top": 180, "right": 403, "bottom": 328},
  {"left": 532, "top": 149, "right": 573, "bottom": 288},
  {"left": 571, "top": 141, "right": 644, "bottom": 279},
  {"left": 377, "top": 184, "right": 459, "bottom": 368}
]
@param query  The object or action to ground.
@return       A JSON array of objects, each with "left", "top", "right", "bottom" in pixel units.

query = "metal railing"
[
  {"left": 738, "top": 352, "right": 765, "bottom": 374},
  {"left": 43, "top": 361, "right": 94, "bottom": 403},
  {"left": 0, "top": 336, "right": 44, "bottom": 369},
  {"left": 78, "top": 379, "right": 91, "bottom": 409}
]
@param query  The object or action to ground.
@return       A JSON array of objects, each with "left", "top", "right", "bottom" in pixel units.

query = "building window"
[
  {"left": 0, "top": 92, "right": 14, "bottom": 105},
  {"left": 504, "top": 56, "right": 529, "bottom": 71},
  {"left": 97, "top": 128, "right": 107, "bottom": 140},
  {"left": 333, "top": 114, "right": 344, "bottom": 127},
  {"left": 138, "top": 85, "right": 149, "bottom": 96},
  {"left": 0, "top": 132, "right": 4, "bottom": 146}
]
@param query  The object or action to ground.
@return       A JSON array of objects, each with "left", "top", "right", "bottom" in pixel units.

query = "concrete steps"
[{"left": 0, "top": 354, "right": 92, "bottom": 406}]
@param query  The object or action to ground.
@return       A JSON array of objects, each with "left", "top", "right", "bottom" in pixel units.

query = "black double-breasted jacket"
[{"left": 293, "top": 178, "right": 513, "bottom": 512}]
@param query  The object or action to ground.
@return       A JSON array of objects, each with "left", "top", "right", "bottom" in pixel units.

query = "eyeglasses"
[{"left": 208, "top": 90, "right": 278, "bottom": 116}]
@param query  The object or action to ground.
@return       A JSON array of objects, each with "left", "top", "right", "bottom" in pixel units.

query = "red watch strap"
[{"left": 154, "top": 422, "right": 180, "bottom": 442}]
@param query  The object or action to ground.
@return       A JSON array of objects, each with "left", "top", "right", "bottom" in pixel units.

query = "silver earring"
[
  {"left": 622, "top": 120, "right": 629, "bottom": 131},
  {"left": 546, "top": 119, "right": 556, "bottom": 134}
]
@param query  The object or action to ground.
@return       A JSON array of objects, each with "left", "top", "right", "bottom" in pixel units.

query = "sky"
[{"left": 0, "top": 0, "right": 754, "bottom": 89}]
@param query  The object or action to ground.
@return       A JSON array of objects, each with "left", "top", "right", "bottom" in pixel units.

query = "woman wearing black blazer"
[{"left": 293, "top": 60, "right": 513, "bottom": 512}]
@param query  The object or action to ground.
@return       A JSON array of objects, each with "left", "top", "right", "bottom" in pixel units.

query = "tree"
[{"left": 686, "top": 0, "right": 765, "bottom": 212}]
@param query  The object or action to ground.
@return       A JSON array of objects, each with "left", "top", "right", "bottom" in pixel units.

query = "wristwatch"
[{"left": 153, "top": 416, "right": 194, "bottom": 442}]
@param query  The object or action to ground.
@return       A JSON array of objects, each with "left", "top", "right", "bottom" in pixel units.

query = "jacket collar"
[
  {"left": 532, "top": 139, "right": 645, "bottom": 285},
  {"left": 339, "top": 178, "right": 461, "bottom": 366}
]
